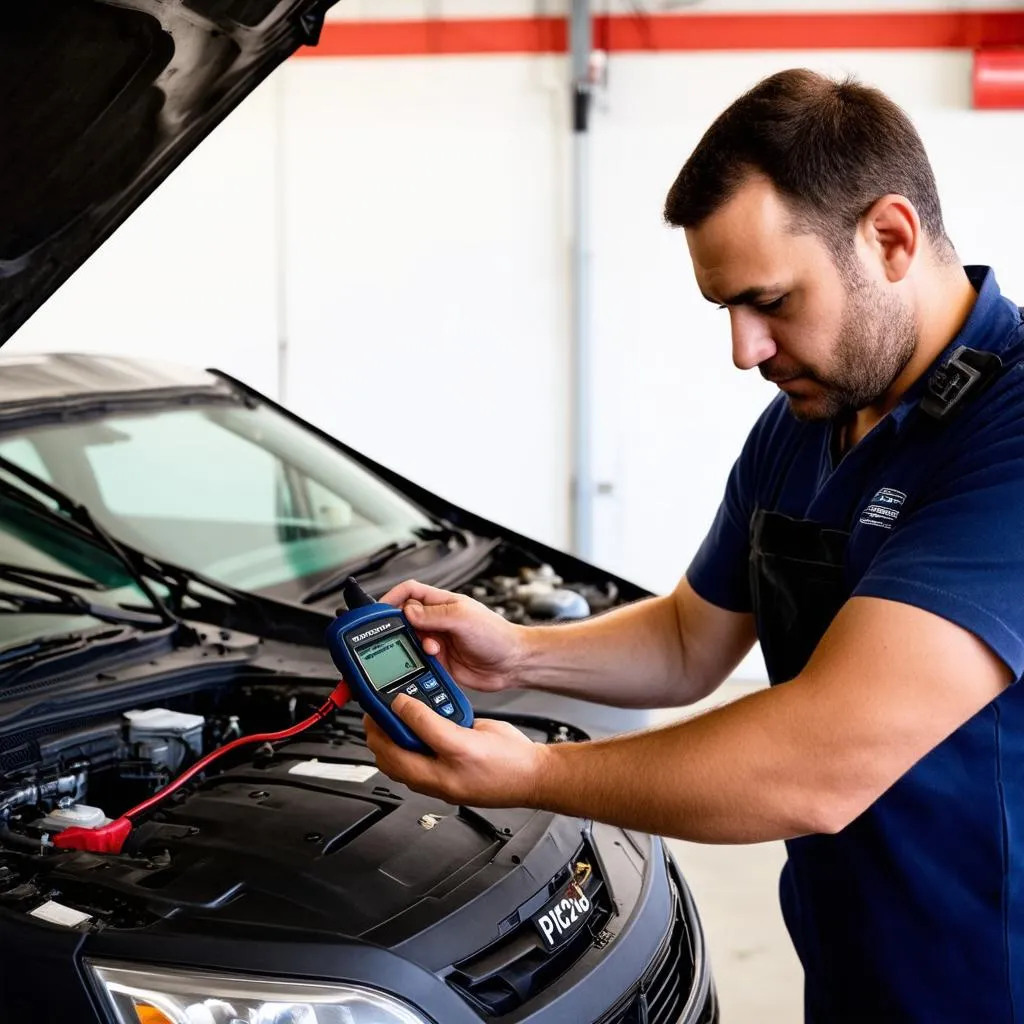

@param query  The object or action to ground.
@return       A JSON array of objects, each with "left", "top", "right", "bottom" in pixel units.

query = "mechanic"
[{"left": 364, "top": 69, "right": 1024, "bottom": 1022}]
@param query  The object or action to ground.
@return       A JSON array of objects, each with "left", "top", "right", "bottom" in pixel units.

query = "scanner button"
[
  {"left": 420, "top": 676, "right": 440, "bottom": 692},
  {"left": 404, "top": 683, "right": 419, "bottom": 696},
  {"left": 440, "top": 703, "right": 456, "bottom": 716},
  {"left": 432, "top": 691, "right": 449, "bottom": 705}
]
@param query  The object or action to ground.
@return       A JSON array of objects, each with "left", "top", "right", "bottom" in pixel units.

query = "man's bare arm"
[
  {"left": 368, "top": 595, "right": 1011, "bottom": 843},
  {"left": 516, "top": 578, "right": 756, "bottom": 707},
  {"left": 384, "top": 577, "right": 755, "bottom": 709}
]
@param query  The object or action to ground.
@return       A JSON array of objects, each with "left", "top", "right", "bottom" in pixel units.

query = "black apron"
[
  {"left": 748, "top": 334, "right": 1024, "bottom": 1022},
  {"left": 750, "top": 338, "right": 1021, "bottom": 687}
]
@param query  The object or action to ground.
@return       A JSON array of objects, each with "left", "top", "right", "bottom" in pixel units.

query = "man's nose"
[{"left": 730, "top": 309, "right": 776, "bottom": 371}]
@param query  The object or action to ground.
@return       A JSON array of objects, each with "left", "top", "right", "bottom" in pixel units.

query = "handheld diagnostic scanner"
[{"left": 324, "top": 577, "right": 474, "bottom": 754}]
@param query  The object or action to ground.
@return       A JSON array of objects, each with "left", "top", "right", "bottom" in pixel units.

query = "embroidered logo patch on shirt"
[{"left": 859, "top": 487, "right": 907, "bottom": 530}]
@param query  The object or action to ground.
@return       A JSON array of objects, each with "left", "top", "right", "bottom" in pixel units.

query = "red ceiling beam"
[{"left": 298, "top": 10, "right": 1024, "bottom": 58}]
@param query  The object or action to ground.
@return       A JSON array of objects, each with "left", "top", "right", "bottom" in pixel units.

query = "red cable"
[{"left": 53, "top": 681, "right": 350, "bottom": 854}]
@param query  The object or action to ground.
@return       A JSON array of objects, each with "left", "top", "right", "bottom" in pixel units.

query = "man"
[{"left": 365, "top": 69, "right": 1024, "bottom": 1022}]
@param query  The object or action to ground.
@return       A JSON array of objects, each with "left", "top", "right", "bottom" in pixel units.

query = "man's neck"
[{"left": 847, "top": 264, "right": 978, "bottom": 448}]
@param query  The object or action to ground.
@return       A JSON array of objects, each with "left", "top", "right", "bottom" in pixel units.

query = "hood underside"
[{"left": 0, "top": 0, "right": 338, "bottom": 346}]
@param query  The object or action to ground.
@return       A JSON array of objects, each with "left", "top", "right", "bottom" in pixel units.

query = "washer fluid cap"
[
  {"left": 39, "top": 804, "right": 108, "bottom": 832},
  {"left": 124, "top": 708, "right": 205, "bottom": 733}
]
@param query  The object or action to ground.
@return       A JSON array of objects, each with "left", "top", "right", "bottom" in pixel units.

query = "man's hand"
[
  {"left": 380, "top": 580, "right": 527, "bottom": 693},
  {"left": 363, "top": 695, "right": 548, "bottom": 807}
]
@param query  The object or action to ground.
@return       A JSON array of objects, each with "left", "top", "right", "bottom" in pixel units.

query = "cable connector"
[
  {"left": 53, "top": 816, "right": 131, "bottom": 855},
  {"left": 328, "top": 679, "right": 351, "bottom": 709}
]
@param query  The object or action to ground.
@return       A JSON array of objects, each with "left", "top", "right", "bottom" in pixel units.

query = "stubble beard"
[{"left": 783, "top": 271, "right": 918, "bottom": 423}]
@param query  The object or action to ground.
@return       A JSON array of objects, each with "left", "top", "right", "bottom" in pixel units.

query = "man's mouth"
[{"left": 760, "top": 363, "right": 807, "bottom": 385}]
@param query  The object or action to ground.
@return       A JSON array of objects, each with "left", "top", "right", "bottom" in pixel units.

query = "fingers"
[
  {"left": 379, "top": 581, "right": 467, "bottom": 644},
  {"left": 403, "top": 596, "right": 464, "bottom": 635},
  {"left": 379, "top": 579, "right": 457, "bottom": 610},
  {"left": 364, "top": 712, "right": 440, "bottom": 785},
  {"left": 390, "top": 694, "right": 466, "bottom": 757},
  {"left": 365, "top": 708, "right": 545, "bottom": 810},
  {"left": 374, "top": 580, "right": 448, "bottom": 656}
]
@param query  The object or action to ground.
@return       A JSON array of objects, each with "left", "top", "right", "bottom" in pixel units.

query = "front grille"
[
  {"left": 598, "top": 860, "right": 710, "bottom": 1024},
  {"left": 447, "top": 839, "right": 613, "bottom": 1016}
]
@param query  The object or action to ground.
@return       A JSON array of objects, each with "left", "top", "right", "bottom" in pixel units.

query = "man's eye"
[{"left": 756, "top": 296, "right": 787, "bottom": 314}]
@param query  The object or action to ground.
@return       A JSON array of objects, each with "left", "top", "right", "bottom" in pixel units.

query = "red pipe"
[
  {"left": 973, "top": 48, "right": 1024, "bottom": 108},
  {"left": 297, "top": 11, "right": 1024, "bottom": 59},
  {"left": 53, "top": 681, "right": 351, "bottom": 855}
]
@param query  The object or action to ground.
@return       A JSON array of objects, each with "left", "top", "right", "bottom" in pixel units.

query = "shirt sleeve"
[
  {"left": 686, "top": 402, "right": 786, "bottom": 613},
  {"left": 853, "top": 399, "right": 1024, "bottom": 678},
  {"left": 686, "top": 452, "right": 755, "bottom": 613}
]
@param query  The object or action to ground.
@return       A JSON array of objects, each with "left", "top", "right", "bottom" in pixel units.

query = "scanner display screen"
[{"left": 356, "top": 632, "right": 424, "bottom": 691}]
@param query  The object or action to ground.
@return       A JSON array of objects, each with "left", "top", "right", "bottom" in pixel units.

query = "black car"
[{"left": 0, "top": 3, "right": 718, "bottom": 1022}]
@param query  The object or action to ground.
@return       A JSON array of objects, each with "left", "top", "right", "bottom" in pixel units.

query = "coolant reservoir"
[{"left": 38, "top": 804, "right": 108, "bottom": 832}]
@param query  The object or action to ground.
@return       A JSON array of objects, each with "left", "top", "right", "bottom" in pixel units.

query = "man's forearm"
[
  {"left": 527, "top": 681, "right": 847, "bottom": 843},
  {"left": 512, "top": 594, "right": 698, "bottom": 708},
  {"left": 372, "top": 596, "right": 1009, "bottom": 848}
]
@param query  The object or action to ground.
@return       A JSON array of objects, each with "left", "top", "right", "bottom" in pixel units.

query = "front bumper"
[
  {"left": 439, "top": 824, "right": 716, "bottom": 1023},
  {"left": 0, "top": 824, "right": 714, "bottom": 1024},
  {"left": 597, "top": 852, "right": 717, "bottom": 1024}
]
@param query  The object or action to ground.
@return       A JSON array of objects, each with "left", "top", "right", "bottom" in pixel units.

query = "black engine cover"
[{"left": 35, "top": 728, "right": 586, "bottom": 967}]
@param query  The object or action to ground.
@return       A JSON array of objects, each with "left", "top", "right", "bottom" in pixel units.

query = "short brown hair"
[{"left": 663, "top": 69, "right": 954, "bottom": 264}]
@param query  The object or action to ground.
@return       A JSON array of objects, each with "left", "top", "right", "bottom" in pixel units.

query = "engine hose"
[
  {"left": 0, "top": 824, "right": 44, "bottom": 853},
  {"left": 0, "top": 766, "right": 86, "bottom": 820}
]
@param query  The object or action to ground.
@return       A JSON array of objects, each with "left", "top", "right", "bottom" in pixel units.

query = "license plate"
[{"left": 531, "top": 875, "right": 595, "bottom": 951}]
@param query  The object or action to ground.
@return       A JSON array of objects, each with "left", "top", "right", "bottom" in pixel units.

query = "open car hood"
[{"left": 0, "top": 0, "right": 338, "bottom": 346}]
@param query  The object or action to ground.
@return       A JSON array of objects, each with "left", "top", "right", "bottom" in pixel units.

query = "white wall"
[
  {"left": 281, "top": 55, "right": 573, "bottom": 550},
  {"left": 8, "top": 4, "right": 1024, "bottom": 682}
]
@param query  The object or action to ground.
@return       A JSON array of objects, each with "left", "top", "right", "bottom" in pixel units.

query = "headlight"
[{"left": 86, "top": 961, "right": 430, "bottom": 1024}]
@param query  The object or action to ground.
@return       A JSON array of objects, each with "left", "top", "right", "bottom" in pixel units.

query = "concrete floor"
[{"left": 654, "top": 681, "right": 804, "bottom": 1023}]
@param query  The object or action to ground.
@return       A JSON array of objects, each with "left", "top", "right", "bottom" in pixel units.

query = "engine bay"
[
  {"left": 0, "top": 683, "right": 587, "bottom": 936},
  {"left": 0, "top": 551, "right": 613, "bottom": 940},
  {"left": 454, "top": 548, "right": 623, "bottom": 625}
]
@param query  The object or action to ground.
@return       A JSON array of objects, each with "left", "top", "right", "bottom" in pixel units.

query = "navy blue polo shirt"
[{"left": 688, "top": 266, "right": 1024, "bottom": 1022}]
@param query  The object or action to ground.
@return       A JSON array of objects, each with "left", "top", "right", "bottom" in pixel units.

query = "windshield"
[
  {"left": 0, "top": 495, "right": 155, "bottom": 657},
  {"left": 0, "top": 402, "right": 433, "bottom": 597}
]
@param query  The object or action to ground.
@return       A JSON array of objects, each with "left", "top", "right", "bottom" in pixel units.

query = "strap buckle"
[{"left": 920, "top": 346, "right": 1001, "bottom": 422}]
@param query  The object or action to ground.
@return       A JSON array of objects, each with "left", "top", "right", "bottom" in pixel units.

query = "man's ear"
[{"left": 858, "top": 194, "right": 920, "bottom": 283}]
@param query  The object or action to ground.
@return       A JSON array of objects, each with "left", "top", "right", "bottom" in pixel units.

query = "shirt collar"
[{"left": 890, "top": 265, "right": 1022, "bottom": 429}]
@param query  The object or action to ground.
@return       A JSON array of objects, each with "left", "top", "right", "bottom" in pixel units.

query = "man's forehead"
[{"left": 684, "top": 178, "right": 820, "bottom": 299}]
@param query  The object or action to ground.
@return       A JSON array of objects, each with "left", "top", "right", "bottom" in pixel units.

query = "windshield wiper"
[
  {"left": 0, "top": 564, "right": 165, "bottom": 627},
  {"left": 0, "top": 626, "right": 143, "bottom": 692},
  {"left": 298, "top": 524, "right": 464, "bottom": 606},
  {"left": 0, "top": 588, "right": 164, "bottom": 628},
  {"left": 0, "top": 461, "right": 328, "bottom": 643},
  {"left": 0, "top": 564, "right": 104, "bottom": 592},
  {"left": 0, "top": 631, "right": 97, "bottom": 666},
  {"left": 299, "top": 541, "right": 417, "bottom": 605},
  {"left": 0, "top": 456, "right": 179, "bottom": 631},
  {"left": 135, "top": 551, "right": 332, "bottom": 643}
]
